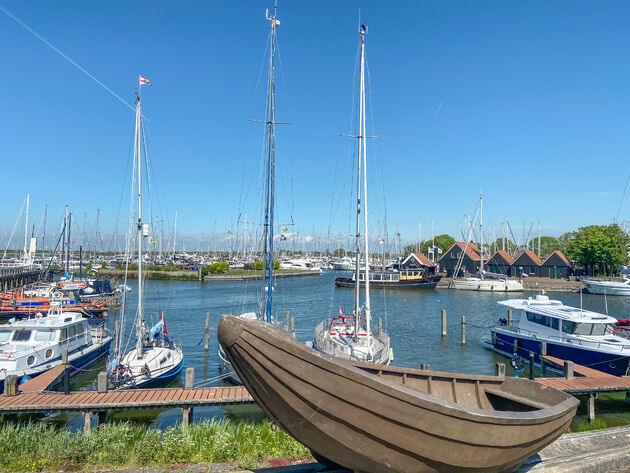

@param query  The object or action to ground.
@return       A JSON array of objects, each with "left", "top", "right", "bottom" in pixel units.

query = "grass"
[
  {"left": 567, "top": 392, "right": 630, "bottom": 433},
  {"left": 0, "top": 419, "right": 312, "bottom": 472}
]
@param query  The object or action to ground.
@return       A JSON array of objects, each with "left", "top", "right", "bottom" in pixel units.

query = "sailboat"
[
  {"left": 109, "top": 77, "right": 184, "bottom": 389},
  {"left": 453, "top": 194, "right": 524, "bottom": 292},
  {"left": 218, "top": 6, "right": 282, "bottom": 383},
  {"left": 313, "top": 24, "right": 391, "bottom": 365}
]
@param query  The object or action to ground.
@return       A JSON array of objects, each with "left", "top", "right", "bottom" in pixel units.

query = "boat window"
[
  {"left": 551, "top": 318, "right": 559, "bottom": 330},
  {"left": 0, "top": 331, "right": 11, "bottom": 342},
  {"left": 59, "top": 328, "right": 67, "bottom": 343},
  {"left": 562, "top": 320, "right": 575, "bottom": 334},
  {"left": 45, "top": 348, "right": 53, "bottom": 359},
  {"left": 26, "top": 355, "right": 35, "bottom": 366},
  {"left": 590, "top": 324, "right": 607, "bottom": 336},
  {"left": 526, "top": 312, "right": 551, "bottom": 327},
  {"left": 12, "top": 329, "right": 32, "bottom": 342},
  {"left": 68, "top": 325, "right": 77, "bottom": 339},
  {"left": 573, "top": 323, "right": 594, "bottom": 335},
  {"left": 76, "top": 323, "right": 84, "bottom": 336},
  {"left": 34, "top": 331, "right": 56, "bottom": 342}
]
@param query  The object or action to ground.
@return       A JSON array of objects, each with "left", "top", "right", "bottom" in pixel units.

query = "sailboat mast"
[
  {"left": 479, "top": 194, "right": 484, "bottom": 276},
  {"left": 262, "top": 5, "right": 279, "bottom": 323},
  {"left": 353, "top": 28, "right": 363, "bottom": 330},
  {"left": 359, "top": 24, "right": 372, "bottom": 342},
  {"left": 134, "top": 84, "right": 144, "bottom": 358},
  {"left": 23, "top": 192, "right": 29, "bottom": 263}
]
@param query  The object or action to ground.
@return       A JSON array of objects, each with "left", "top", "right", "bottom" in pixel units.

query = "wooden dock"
[{"left": 536, "top": 355, "right": 630, "bottom": 422}]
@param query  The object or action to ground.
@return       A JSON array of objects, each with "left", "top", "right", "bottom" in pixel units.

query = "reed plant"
[{"left": 0, "top": 419, "right": 311, "bottom": 471}]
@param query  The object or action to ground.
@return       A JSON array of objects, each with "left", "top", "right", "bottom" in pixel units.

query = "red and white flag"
[
  {"left": 160, "top": 312, "right": 169, "bottom": 336},
  {"left": 139, "top": 75, "right": 151, "bottom": 86},
  {"left": 339, "top": 306, "right": 345, "bottom": 317}
]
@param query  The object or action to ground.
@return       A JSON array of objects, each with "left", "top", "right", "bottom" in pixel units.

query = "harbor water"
[{"left": 68, "top": 271, "right": 630, "bottom": 428}]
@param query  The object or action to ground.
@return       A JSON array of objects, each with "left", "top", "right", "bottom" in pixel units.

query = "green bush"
[{"left": 250, "top": 260, "right": 280, "bottom": 270}]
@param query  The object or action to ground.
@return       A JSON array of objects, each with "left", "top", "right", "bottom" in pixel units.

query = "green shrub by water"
[{"left": 0, "top": 419, "right": 312, "bottom": 471}]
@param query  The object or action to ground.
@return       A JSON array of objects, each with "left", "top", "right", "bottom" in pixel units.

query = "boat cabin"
[{"left": 498, "top": 295, "right": 618, "bottom": 338}]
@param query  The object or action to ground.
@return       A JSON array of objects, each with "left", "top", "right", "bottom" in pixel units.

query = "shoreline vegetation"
[
  {"left": 0, "top": 420, "right": 311, "bottom": 472},
  {"left": 98, "top": 268, "right": 322, "bottom": 281},
  {"left": 0, "top": 400, "right": 627, "bottom": 473}
]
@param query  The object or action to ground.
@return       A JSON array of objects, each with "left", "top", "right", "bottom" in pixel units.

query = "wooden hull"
[
  {"left": 218, "top": 315, "right": 578, "bottom": 473},
  {"left": 335, "top": 275, "right": 441, "bottom": 289}
]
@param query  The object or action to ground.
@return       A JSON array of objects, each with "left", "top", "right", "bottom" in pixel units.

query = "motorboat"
[
  {"left": 488, "top": 294, "right": 630, "bottom": 376},
  {"left": 0, "top": 308, "right": 111, "bottom": 389},
  {"left": 582, "top": 277, "right": 630, "bottom": 296}
]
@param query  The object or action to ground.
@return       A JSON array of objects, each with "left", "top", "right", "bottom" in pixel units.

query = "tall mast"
[
  {"left": 66, "top": 212, "right": 72, "bottom": 272},
  {"left": 261, "top": 4, "right": 280, "bottom": 323},
  {"left": 479, "top": 194, "right": 484, "bottom": 276},
  {"left": 23, "top": 192, "right": 29, "bottom": 263},
  {"left": 134, "top": 81, "right": 144, "bottom": 359},
  {"left": 172, "top": 210, "right": 177, "bottom": 261},
  {"left": 41, "top": 203, "right": 47, "bottom": 262},
  {"left": 360, "top": 23, "right": 371, "bottom": 345}
]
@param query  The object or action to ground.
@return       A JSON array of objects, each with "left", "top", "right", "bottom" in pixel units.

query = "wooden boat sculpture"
[{"left": 218, "top": 315, "right": 579, "bottom": 473}]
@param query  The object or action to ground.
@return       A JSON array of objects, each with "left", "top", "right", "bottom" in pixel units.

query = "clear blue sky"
[{"left": 1, "top": 1, "right": 630, "bottom": 251}]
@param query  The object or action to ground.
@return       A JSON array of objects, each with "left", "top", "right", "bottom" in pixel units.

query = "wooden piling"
[
  {"left": 421, "top": 363, "right": 430, "bottom": 371},
  {"left": 495, "top": 363, "right": 505, "bottom": 378},
  {"left": 285, "top": 311, "right": 290, "bottom": 331},
  {"left": 508, "top": 309, "right": 513, "bottom": 326},
  {"left": 290, "top": 317, "right": 295, "bottom": 336},
  {"left": 3, "top": 376, "right": 18, "bottom": 396},
  {"left": 97, "top": 372, "right": 108, "bottom": 393},
  {"left": 83, "top": 411, "right": 93, "bottom": 435},
  {"left": 461, "top": 315, "right": 466, "bottom": 345},
  {"left": 441, "top": 310, "right": 446, "bottom": 338},
  {"left": 204, "top": 312, "right": 210, "bottom": 352},
  {"left": 185, "top": 367, "right": 194, "bottom": 389},
  {"left": 564, "top": 361, "right": 574, "bottom": 380},
  {"left": 529, "top": 352, "right": 535, "bottom": 380},
  {"left": 588, "top": 394, "right": 596, "bottom": 422},
  {"left": 182, "top": 408, "right": 193, "bottom": 427},
  {"left": 62, "top": 349, "right": 70, "bottom": 394}
]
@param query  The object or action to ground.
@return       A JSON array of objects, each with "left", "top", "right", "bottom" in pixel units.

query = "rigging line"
[
  {"left": 3, "top": 195, "right": 26, "bottom": 259},
  {"left": 0, "top": 4, "right": 135, "bottom": 114},
  {"left": 616, "top": 171, "right": 630, "bottom": 222}
]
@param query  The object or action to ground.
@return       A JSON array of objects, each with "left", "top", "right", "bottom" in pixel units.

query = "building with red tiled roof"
[
  {"left": 438, "top": 242, "right": 482, "bottom": 277},
  {"left": 400, "top": 253, "right": 437, "bottom": 275},
  {"left": 511, "top": 250, "right": 544, "bottom": 277},
  {"left": 540, "top": 250, "right": 573, "bottom": 279},
  {"left": 485, "top": 250, "right": 516, "bottom": 276}
]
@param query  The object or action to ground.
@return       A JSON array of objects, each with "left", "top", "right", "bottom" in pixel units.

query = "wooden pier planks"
[
  {"left": 537, "top": 355, "right": 630, "bottom": 395},
  {"left": 18, "top": 365, "right": 66, "bottom": 393},
  {"left": 0, "top": 386, "right": 254, "bottom": 413}
]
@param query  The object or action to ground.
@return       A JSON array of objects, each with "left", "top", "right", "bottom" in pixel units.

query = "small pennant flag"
[
  {"left": 339, "top": 306, "right": 345, "bottom": 317},
  {"left": 140, "top": 75, "right": 151, "bottom": 86},
  {"left": 280, "top": 234, "right": 287, "bottom": 241}
]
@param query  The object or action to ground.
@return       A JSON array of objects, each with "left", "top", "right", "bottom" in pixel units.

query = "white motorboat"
[
  {"left": 582, "top": 278, "right": 630, "bottom": 296},
  {"left": 0, "top": 308, "right": 111, "bottom": 389}
]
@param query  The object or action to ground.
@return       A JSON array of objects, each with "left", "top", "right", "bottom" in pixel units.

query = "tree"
[
  {"left": 526, "top": 236, "right": 560, "bottom": 258},
  {"left": 403, "top": 234, "right": 455, "bottom": 258},
  {"left": 564, "top": 224, "right": 630, "bottom": 275}
]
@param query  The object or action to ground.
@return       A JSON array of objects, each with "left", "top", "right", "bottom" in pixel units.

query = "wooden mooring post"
[
  {"left": 441, "top": 310, "right": 446, "bottom": 338},
  {"left": 97, "top": 372, "right": 108, "bottom": 393},
  {"left": 564, "top": 361, "right": 574, "bottom": 380},
  {"left": 83, "top": 411, "right": 93, "bottom": 435},
  {"left": 182, "top": 367, "right": 195, "bottom": 427},
  {"left": 204, "top": 312, "right": 210, "bottom": 352},
  {"left": 290, "top": 317, "right": 295, "bottom": 337},
  {"left": 529, "top": 352, "right": 535, "bottom": 380},
  {"left": 508, "top": 309, "right": 513, "bottom": 326},
  {"left": 461, "top": 316, "right": 466, "bottom": 345},
  {"left": 588, "top": 394, "right": 596, "bottom": 423},
  {"left": 421, "top": 363, "right": 430, "bottom": 371},
  {"left": 495, "top": 363, "right": 505, "bottom": 378},
  {"left": 3, "top": 375, "right": 18, "bottom": 396},
  {"left": 285, "top": 311, "right": 290, "bottom": 331},
  {"left": 62, "top": 349, "right": 70, "bottom": 394}
]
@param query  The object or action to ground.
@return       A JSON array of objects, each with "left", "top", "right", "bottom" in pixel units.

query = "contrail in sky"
[
  {"left": 434, "top": 100, "right": 443, "bottom": 117},
  {"left": 0, "top": 4, "right": 135, "bottom": 113}
]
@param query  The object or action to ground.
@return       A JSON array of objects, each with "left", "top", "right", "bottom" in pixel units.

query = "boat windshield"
[
  {"left": 12, "top": 329, "right": 32, "bottom": 341},
  {"left": 0, "top": 331, "right": 11, "bottom": 342},
  {"left": 563, "top": 322, "right": 614, "bottom": 336}
]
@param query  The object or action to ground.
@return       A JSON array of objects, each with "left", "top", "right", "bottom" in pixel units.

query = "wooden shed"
[
  {"left": 485, "top": 250, "right": 515, "bottom": 276},
  {"left": 438, "top": 242, "right": 481, "bottom": 277},
  {"left": 511, "top": 250, "right": 543, "bottom": 278},
  {"left": 401, "top": 253, "right": 437, "bottom": 275},
  {"left": 540, "top": 250, "right": 572, "bottom": 279}
]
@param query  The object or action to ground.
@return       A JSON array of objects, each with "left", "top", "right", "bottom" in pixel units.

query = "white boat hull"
[
  {"left": 453, "top": 278, "right": 523, "bottom": 292},
  {"left": 582, "top": 279, "right": 630, "bottom": 296}
]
